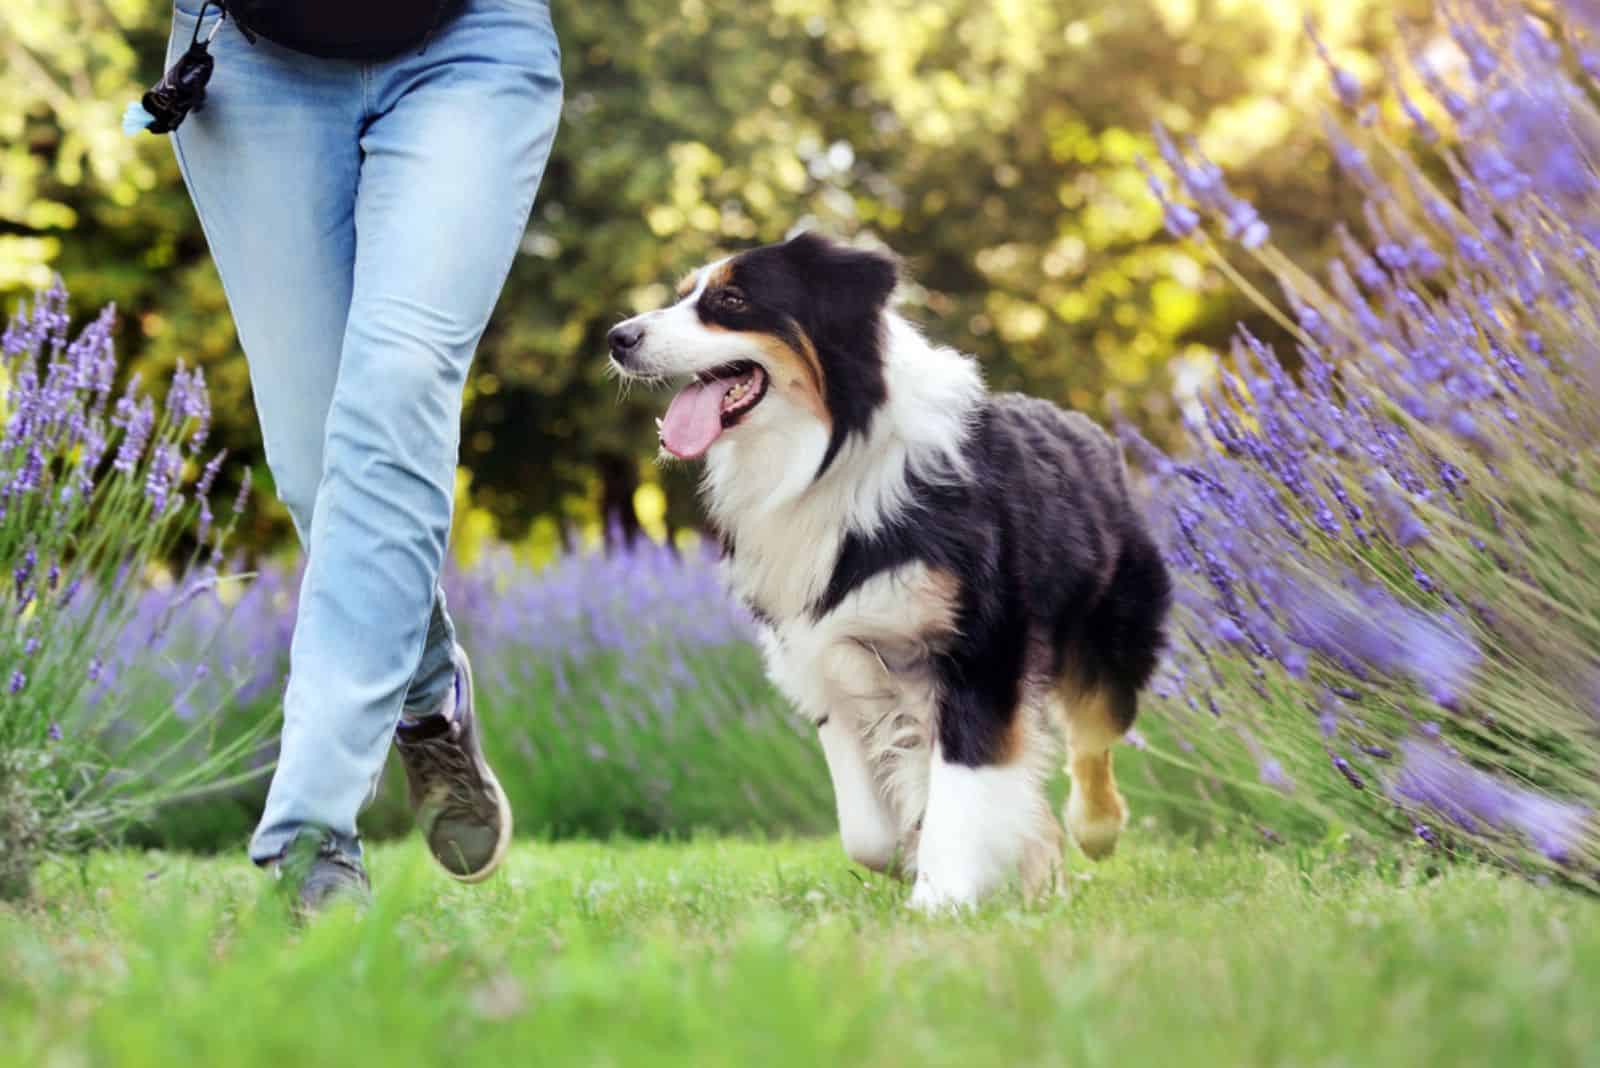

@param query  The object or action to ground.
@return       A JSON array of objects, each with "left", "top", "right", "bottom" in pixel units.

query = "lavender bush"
[
  {"left": 0, "top": 284, "right": 268, "bottom": 898},
  {"left": 442, "top": 541, "right": 830, "bottom": 836},
  {"left": 1132, "top": 0, "right": 1600, "bottom": 884},
  {"left": 126, "top": 538, "right": 831, "bottom": 850}
]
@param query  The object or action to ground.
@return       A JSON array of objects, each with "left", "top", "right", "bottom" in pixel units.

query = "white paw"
[{"left": 907, "top": 873, "right": 977, "bottom": 914}]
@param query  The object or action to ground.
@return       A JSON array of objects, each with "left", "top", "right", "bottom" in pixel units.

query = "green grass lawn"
[{"left": 3, "top": 834, "right": 1597, "bottom": 1067}]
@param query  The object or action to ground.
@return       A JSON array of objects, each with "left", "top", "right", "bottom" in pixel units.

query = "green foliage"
[
  {"left": 3, "top": 836, "right": 1598, "bottom": 1066},
  {"left": 3, "top": 0, "right": 1391, "bottom": 549}
]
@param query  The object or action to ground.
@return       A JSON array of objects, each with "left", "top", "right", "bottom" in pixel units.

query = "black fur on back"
[{"left": 813, "top": 394, "right": 1172, "bottom": 767}]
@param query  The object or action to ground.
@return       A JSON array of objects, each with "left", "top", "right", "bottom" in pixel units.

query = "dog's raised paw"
[{"left": 1067, "top": 790, "right": 1127, "bottom": 860}]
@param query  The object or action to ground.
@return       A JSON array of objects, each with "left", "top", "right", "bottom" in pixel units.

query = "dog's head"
[{"left": 607, "top": 232, "right": 898, "bottom": 475}]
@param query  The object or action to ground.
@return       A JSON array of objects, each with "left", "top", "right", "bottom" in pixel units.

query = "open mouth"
[{"left": 657, "top": 361, "right": 769, "bottom": 460}]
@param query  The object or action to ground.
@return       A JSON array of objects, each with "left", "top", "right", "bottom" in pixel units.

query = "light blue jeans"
[{"left": 167, "top": 0, "right": 562, "bottom": 864}]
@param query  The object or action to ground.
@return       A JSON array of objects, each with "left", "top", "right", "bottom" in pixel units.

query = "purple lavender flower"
[
  {"left": 77, "top": 417, "right": 108, "bottom": 495},
  {"left": 1391, "top": 741, "right": 1590, "bottom": 862},
  {"left": 9, "top": 669, "right": 25, "bottom": 695},
  {"left": 1151, "top": 125, "right": 1269, "bottom": 247},
  {"left": 1211, "top": 616, "right": 1247, "bottom": 644},
  {"left": 1284, "top": 578, "right": 1478, "bottom": 707},
  {"left": 1305, "top": 18, "right": 1362, "bottom": 111},
  {"left": 1138, "top": 157, "right": 1201, "bottom": 239},
  {"left": 233, "top": 468, "right": 253, "bottom": 515},
  {"left": 196, "top": 449, "right": 227, "bottom": 497},
  {"left": 113, "top": 395, "right": 155, "bottom": 475},
  {"left": 1259, "top": 757, "right": 1292, "bottom": 791},
  {"left": 1389, "top": 66, "right": 1439, "bottom": 144},
  {"left": 13, "top": 547, "right": 35, "bottom": 598},
  {"left": 145, "top": 443, "right": 182, "bottom": 513},
  {"left": 1322, "top": 116, "right": 1379, "bottom": 189},
  {"left": 1366, "top": 475, "right": 1427, "bottom": 548},
  {"left": 1331, "top": 753, "right": 1365, "bottom": 790},
  {"left": 9, "top": 447, "right": 44, "bottom": 498},
  {"left": 1397, "top": 612, "right": 1478, "bottom": 709}
]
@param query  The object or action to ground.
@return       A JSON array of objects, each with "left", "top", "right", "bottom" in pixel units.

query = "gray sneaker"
[
  {"left": 271, "top": 826, "right": 371, "bottom": 919},
  {"left": 393, "top": 644, "right": 512, "bottom": 882}
]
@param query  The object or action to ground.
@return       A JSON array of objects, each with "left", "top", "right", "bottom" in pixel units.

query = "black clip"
[{"left": 127, "top": 2, "right": 227, "bottom": 135}]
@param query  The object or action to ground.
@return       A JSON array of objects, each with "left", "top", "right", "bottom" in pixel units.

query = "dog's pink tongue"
[{"left": 660, "top": 379, "right": 726, "bottom": 459}]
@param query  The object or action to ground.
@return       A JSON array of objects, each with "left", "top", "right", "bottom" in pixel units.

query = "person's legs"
[
  {"left": 251, "top": 0, "right": 563, "bottom": 864},
  {"left": 166, "top": 3, "right": 484, "bottom": 869}
]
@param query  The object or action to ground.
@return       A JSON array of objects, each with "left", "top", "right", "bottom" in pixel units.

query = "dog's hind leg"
[
  {"left": 1055, "top": 529, "right": 1169, "bottom": 861},
  {"left": 1058, "top": 683, "right": 1133, "bottom": 860}
]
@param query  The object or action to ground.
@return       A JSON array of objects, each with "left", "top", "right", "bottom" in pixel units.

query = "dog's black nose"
[{"left": 608, "top": 322, "right": 644, "bottom": 364}]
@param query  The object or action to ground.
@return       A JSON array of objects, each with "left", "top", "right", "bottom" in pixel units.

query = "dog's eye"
[{"left": 717, "top": 290, "right": 748, "bottom": 311}]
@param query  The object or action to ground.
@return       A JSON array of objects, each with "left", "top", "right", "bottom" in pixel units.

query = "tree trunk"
[{"left": 597, "top": 452, "right": 642, "bottom": 553}]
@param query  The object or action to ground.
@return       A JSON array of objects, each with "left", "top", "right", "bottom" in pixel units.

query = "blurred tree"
[{"left": 1, "top": 0, "right": 1395, "bottom": 554}]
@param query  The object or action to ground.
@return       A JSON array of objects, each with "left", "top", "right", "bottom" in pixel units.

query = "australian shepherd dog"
[{"left": 606, "top": 232, "right": 1172, "bottom": 911}]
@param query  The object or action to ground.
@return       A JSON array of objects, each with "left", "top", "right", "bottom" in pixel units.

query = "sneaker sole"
[{"left": 433, "top": 644, "right": 514, "bottom": 885}]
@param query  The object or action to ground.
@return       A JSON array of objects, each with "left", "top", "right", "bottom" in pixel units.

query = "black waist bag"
[{"left": 227, "top": 0, "right": 468, "bottom": 60}]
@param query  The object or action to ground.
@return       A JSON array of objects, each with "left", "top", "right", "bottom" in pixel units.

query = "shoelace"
[
  {"left": 401, "top": 729, "right": 495, "bottom": 817},
  {"left": 270, "top": 833, "right": 366, "bottom": 886},
  {"left": 310, "top": 846, "right": 368, "bottom": 887}
]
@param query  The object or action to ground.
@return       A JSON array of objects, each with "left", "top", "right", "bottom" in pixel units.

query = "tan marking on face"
[
  {"left": 755, "top": 334, "right": 830, "bottom": 426},
  {"left": 705, "top": 259, "right": 736, "bottom": 290},
  {"left": 691, "top": 311, "right": 832, "bottom": 426},
  {"left": 675, "top": 271, "right": 699, "bottom": 301}
]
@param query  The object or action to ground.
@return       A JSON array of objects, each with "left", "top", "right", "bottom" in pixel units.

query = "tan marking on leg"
[
  {"left": 998, "top": 695, "right": 1068, "bottom": 897},
  {"left": 1053, "top": 682, "right": 1132, "bottom": 861},
  {"left": 1066, "top": 749, "right": 1126, "bottom": 860},
  {"left": 992, "top": 714, "right": 1026, "bottom": 766}
]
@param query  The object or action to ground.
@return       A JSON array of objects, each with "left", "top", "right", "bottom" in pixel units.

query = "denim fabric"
[{"left": 166, "top": 0, "right": 562, "bottom": 863}]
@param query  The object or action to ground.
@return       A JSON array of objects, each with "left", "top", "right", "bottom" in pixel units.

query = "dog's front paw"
[{"left": 907, "top": 873, "right": 976, "bottom": 914}]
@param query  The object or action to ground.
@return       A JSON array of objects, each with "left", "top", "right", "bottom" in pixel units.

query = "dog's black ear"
[
  {"left": 783, "top": 231, "right": 900, "bottom": 326},
  {"left": 781, "top": 232, "right": 897, "bottom": 477}
]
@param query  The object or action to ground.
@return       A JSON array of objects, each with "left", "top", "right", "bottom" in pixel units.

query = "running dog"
[{"left": 606, "top": 232, "right": 1171, "bottom": 910}]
